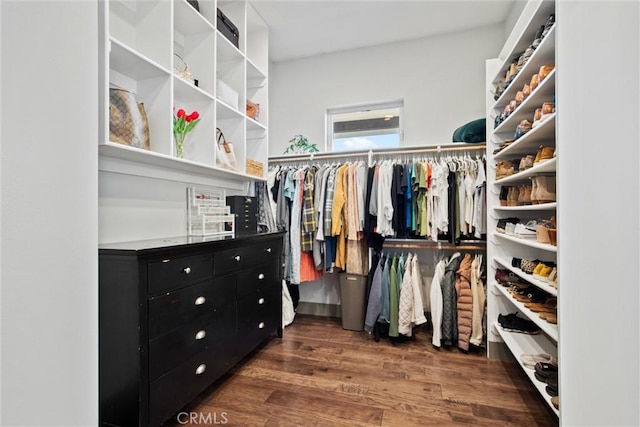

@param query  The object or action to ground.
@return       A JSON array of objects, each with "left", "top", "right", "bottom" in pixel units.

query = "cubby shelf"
[{"left": 100, "top": 0, "right": 269, "bottom": 180}]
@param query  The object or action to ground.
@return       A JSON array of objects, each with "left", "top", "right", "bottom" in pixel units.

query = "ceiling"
[{"left": 251, "top": 0, "right": 518, "bottom": 63}]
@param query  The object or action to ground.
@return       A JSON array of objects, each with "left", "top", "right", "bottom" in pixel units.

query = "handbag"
[
  {"left": 109, "top": 88, "right": 150, "bottom": 150},
  {"left": 173, "top": 53, "right": 196, "bottom": 86},
  {"left": 215, "top": 128, "right": 237, "bottom": 171},
  {"left": 187, "top": 0, "right": 199, "bottom": 12},
  {"left": 246, "top": 100, "right": 260, "bottom": 120}
]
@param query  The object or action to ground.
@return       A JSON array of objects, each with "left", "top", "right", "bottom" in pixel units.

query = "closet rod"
[
  {"left": 268, "top": 143, "right": 486, "bottom": 163},
  {"left": 383, "top": 240, "right": 486, "bottom": 251}
]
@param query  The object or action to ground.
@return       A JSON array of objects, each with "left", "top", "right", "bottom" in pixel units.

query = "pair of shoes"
[
  {"left": 496, "top": 160, "right": 517, "bottom": 179},
  {"left": 511, "top": 286, "right": 548, "bottom": 304},
  {"left": 534, "top": 361, "right": 558, "bottom": 383},
  {"left": 507, "top": 186, "right": 520, "bottom": 206},
  {"left": 537, "top": 64, "right": 555, "bottom": 84},
  {"left": 525, "top": 296, "right": 557, "bottom": 313},
  {"left": 547, "top": 267, "right": 558, "bottom": 288},
  {"left": 514, "top": 119, "right": 533, "bottom": 139},
  {"left": 520, "top": 353, "right": 556, "bottom": 369},
  {"left": 551, "top": 395, "right": 559, "bottom": 409},
  {"left": 539, "top": 312, "right": 557, "bottom": 324},
  {"left": 545, "top": 373, "right": 559, "bottom": 396},
  {"left": 532, "top": 262, "right": 555, "bottom": 280},
  {"left": 519, "top": 154, "right": 535, "bottom": 170},
  {"left": 518, "top": 184, "right": 532, "bottom": 205},
  {"left": 532, "top": 102, "right": 555, "bottom": 127},
  {"left": 496, "top": 217, "right": 520, "bottom": 233},
  {"left": 533, "top": 145, "right": 555, "bottom": 165},
  {"left": 536, "top": 216, "right": 557, "bottom": 245},
  {"left": 498, "top": 312, "right": 541, "bottom": 334},
  {"left": 514, "top": 220, "right": 538, "bottom": 239},
  {"left": 530, "top": 175, "right": 556, "bottom": 204},
  {"left": 495, "top": 268, "right": 524, "bottom": 285}
]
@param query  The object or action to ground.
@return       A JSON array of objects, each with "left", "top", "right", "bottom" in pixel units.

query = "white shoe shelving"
[{"left": 486, "top": 0, "right": 559, "bottom": 417}]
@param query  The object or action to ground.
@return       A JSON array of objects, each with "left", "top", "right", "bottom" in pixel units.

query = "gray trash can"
[{"left": 339, "top": 273, "right": 368, "bottom": 331}]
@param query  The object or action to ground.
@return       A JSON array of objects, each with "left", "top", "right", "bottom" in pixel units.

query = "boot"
[{"left": 536, "top": 176, "right": 556, "bottom": 203}]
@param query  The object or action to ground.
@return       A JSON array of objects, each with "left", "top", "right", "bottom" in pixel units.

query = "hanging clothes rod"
[
  {"left": 268, "top": 143, "right": 486, "bottom": 163},
  {"left": 383, "top": 239, "right": 486, "bottom": 251}
]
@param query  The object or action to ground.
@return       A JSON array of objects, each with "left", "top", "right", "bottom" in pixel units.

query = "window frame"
[{"left": 326, "top": 100, "right": 404, "bottom": 152}]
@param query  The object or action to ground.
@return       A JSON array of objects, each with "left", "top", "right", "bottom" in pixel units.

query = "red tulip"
[
  {"left": 186, "top": 111, "right": 200, "bottom": 122},
  {"left": 177, "top": 109, "right": 186, "bottom": 118}
]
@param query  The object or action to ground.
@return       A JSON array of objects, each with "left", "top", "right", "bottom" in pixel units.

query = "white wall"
[
  {"left": 557, "top": 1, "right": 639, "bottom": 425},
  {"left": 1, "top": 1, "right": 98, "bottom": 425},
  {"left": 269, "top": 23, "right": 505, "bottom": 305},
  {"left": 98, "top": 171, "right": 249, "bottom": 244},
  {"left": 269, "top": 24, "right": 505, "bottom": 155}
]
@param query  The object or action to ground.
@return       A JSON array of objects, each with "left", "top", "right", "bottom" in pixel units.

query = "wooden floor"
[{"left": 170, "top": 315, "right": 558, "bottom": 427}]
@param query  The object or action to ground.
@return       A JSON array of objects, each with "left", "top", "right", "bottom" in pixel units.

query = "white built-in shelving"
[
  {"left": 486, "top": 0, "right": 558, "bottom": 417},
  {"left": 99, "top": 0, "right": 269, "bottom": 182}
]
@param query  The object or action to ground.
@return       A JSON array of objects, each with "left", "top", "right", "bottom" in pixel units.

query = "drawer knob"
[
  {"left": 195, "top": 330, "right": 206, "bottom": 340},
  {"left": 258, "top": 298, "right": 265, "bottom": 305},
  {"left": 265, "top": 247, "right": 272, "bottom": 253},
  {"left": 194, "top": 296, "right": 206, "bottom": 306},
  {"left": 183, "top": 266, "right": 192, "bottom": 275},
  {"left": 258, "top": 322, "right": 265, "bottom": 329},
  {"left": 195, "top": 364, "right": 206, "bottom": 375},
  {"left": 234, "top": 255, "right": 241, "bottom": 262},
  {"left": 258, "top": 273, "right": 265, "bottom": 280}
]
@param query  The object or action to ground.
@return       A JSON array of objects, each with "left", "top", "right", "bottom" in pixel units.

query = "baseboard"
[{"left": 296, "top": 302, "right": 341, "bottom": 317}]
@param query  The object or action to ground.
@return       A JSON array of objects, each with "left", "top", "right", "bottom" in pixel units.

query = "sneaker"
[
  {"left": 496, "top": 217, "right": 520, "bottom": 233},
  {"left": 514, "top": 222, "right": 537, "bottom": 238},
  {"left": 498, "top": 312, "right": 541, "bottom": 334}
]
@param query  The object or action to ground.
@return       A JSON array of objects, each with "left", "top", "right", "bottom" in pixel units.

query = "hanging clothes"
[
  {"left": 470, "top": 254, "right": 486, "bottom": 347},
  {"left": 455, "top": 253, "right": 473, "bottom": 351},
  {"left": 388, "top": 255, "right": 400, "bottom": 337},
  {"left": 430, "top": 258, "right": 446, "bottom": 347},
  {"left": 364, "top": 255, "right": 385, "bottom": 333},
  {"left": 441, "top": 252, "right": 461, "bottom": 347}
]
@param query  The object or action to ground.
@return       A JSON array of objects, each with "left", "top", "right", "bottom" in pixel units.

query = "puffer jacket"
[{"left": 455, "top": 253, "right": 473, "bottom": 351}]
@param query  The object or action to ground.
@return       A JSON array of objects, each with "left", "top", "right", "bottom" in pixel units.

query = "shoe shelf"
[
  {"left": 492, "top": 24, "right": 556, "bottom": 110},
  {"left": 490, "top": 0, "right": 555, "bottom": 93},
  {"left": 491, "top": 320, "right": 560, "bottom": 417},
  {"left": 494, "top": 157, "right": 556, "bottom": 185},
  {"left": 493, "top": 114, "right": 556, "bottom": 159},
  {"left": 492, "top": 283, "right": 558, "bottom": 341},
  {"left": 493, "top": 68, "right": 556, "bottom": 136},
  {"left": 494, "top": 256, "right": 557, "bottom": 296},
  {"left": 493, "top": 231, "right": 558, "bottom": 253},
  {"left": 494, "top": 202, "right": 557, "bottom": 211}
]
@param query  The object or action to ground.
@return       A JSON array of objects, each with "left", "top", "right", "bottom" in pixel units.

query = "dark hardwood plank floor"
[{"left": 169, "top": 315, "right": 558, "bottom": 427}]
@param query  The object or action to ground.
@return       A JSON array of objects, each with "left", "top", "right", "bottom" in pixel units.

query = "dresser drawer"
[
  {"left": 149, "top": 342, "right": 234, "bottom": 427},
  {"left": 147, "top": 253, "right": 213, "bottom": 295},
  {"left": 237, "top": 292, "right": 280, "bottom": 359},
  {"left": 148, "top": 303, "right": 235, "bottom": 381},
  {"left": 213, "top": 238, "right": 281, "bottom": 276},
  {"left": 236, "top": 261, "right": 280, "bottom": 299},
  {"left": 148, "top": 275, "right": 235, "bottom": 339}
]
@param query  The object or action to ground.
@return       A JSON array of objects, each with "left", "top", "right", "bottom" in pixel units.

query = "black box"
[
  {"left": 217, "top": 8, "right": 239, "bottom": 48},
  {"left": 226, "top": 196, "right": 257, "bottom": 235}
]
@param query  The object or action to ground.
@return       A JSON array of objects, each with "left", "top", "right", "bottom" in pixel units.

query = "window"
[{"left": 327, "top": 100, "right": 403, "bottom": 152}]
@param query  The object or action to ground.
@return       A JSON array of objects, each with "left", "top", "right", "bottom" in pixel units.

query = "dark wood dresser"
[{"left": 99, "top": 232, "right": 284, "bottom": 426}]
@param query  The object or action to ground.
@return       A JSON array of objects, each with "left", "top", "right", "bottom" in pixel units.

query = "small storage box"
[
  {"left": 226, "top": 196, "right": 257, "bottom": 235},
  {"left": 217, "top": 8, "right": 239, "bottom": 48}
]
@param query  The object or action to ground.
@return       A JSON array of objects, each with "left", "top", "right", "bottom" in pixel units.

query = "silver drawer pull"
[
  {"left": 194, "top": 296, "right": 206, "bottom": 306},
  {"left": 258, "top": 298, "right": 265, "bottom": 305},
  {"left": 258, "top": 322, "right": 265, "bottom": 329},
  {"left": 183, "top": 266, "right": 192, "bottom": 275},
  {"left": 195, "top": 364, "right": 206, "bottom": 375},
  {"left": 258, "top": 273, "right": 265, "bottom": 280},
  {"left": 234, "top": 255, "right": 241, "bottom": 262},
  {"left": 265, "top": 247, "right": 272, "bottom": 253},
  {"left": 195, "top": 330, "right": 206, "bottom": 340}
]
